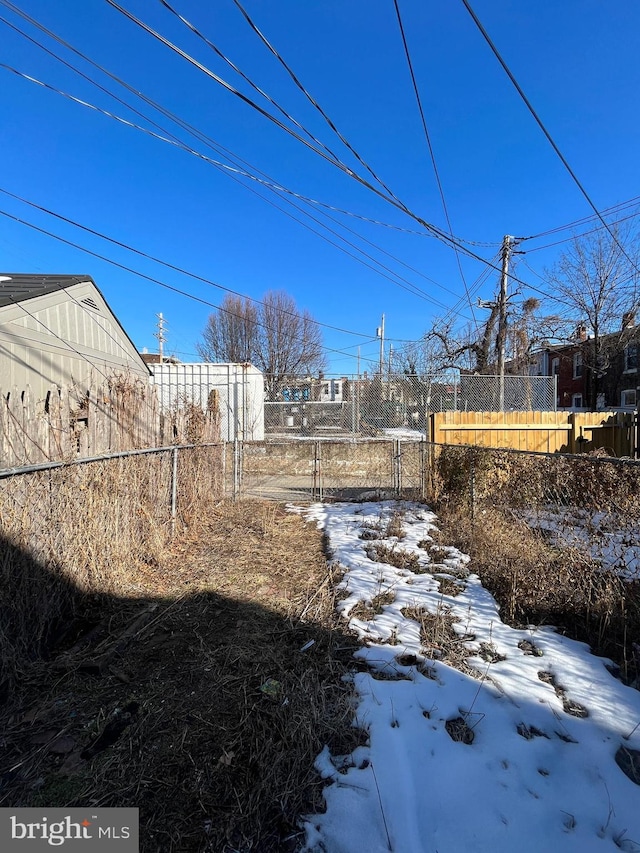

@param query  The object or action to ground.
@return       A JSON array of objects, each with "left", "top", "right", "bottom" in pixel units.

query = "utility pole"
[
  {"left": 497, "top": 236, "right": 513, "bottom": 411},
  {"left": 377, "top": 314, "right": 385, "bottom": 376},
  {"left": 154, "top": 312, "right": 167, "bottom": 363}
]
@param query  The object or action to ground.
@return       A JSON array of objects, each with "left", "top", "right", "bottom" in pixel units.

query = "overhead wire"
[
  {"left": 0, "top": 14, "right": 483, "bottom": 319},
  {"left": 2, "top": 0, "right": 551, "bottom": 347},
  {"left": 228, "top": 0, "right": 401, "bottom": 203},
  {"left": 392, "top": 0, "right": 477, "bottom": 326},
  {"left": 0, "top": 205, "right": 386, "bottom": 367},
  {"left": 522, "top": 208, "right": 640, "bottom": 254},
  {"left": 3, "top": 0, "right": 511, "bottom": 292},
  {"left": 0, "top": 188, "right": 375, "bottom": 340},
  {"left": 520, "top": 194, "right": 640, "bottom": 242},
  {"left": 460, "top": 0, "right": 640, "bottom": 278},
  {"left": 0, "top": 63, "right": 467, "bottom": 313},
  {"left": 103, "top": 0, "right": 512, "bottom": 273},
  {"left": 156, "top": 0, "right": 348, "bottom": 170},
  {"left": 2, "top": 0, "right": 490, "bottom": 248},
  {"left": 0, "top": 7, "right": 482, "bottom": 310}
]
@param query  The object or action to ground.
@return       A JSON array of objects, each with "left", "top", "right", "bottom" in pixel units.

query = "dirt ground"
[{"left": 0, "top": 500, "right": 360, "bottom": 852}]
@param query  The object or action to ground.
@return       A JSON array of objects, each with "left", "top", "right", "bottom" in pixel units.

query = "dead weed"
[{"left": 0, "top": 499, "right": 360, "bottom": 853}]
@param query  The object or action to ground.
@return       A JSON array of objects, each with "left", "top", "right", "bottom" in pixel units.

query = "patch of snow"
[{"left": 298, "top": 500, "right": 640, "bottom": 853}]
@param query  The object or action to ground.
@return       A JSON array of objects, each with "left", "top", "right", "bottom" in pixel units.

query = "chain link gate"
[{"left": 234, "top": 437, "right": 428, "bottom": 502}]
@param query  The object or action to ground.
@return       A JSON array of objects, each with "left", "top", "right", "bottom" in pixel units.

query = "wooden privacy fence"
[
  {"left": 430, "top": 410, "right": 636, "bottom": 456},
  {"left": 0, "top": 379, "right": 221, "bottom": 468}
]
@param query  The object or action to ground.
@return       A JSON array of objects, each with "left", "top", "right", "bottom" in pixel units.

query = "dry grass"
[
  {"left": 434, "top": 502, "right": 640, "bottom": 684},
  {"left": 384, "top": 511, "right": 406, "bottom": 540},
  {"left": 0, "top": 446, "right": 224, "bottom": 688},
  {"left": 365, "top": 542, "right": 420, "bottom": 572},
  {"left": 400, "top": 603, "right": 479, "bottom": 678},
  {"left": 350, "top": 590, "right": 396, "bottom": 622},
  {"left": 0, "top": 499, "right": 360, "bottom": 853},
  {"left": 428, "top": 445, "right": 640, "bottom": 685}
]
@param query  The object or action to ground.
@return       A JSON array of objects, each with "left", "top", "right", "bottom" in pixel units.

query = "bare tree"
[
  {"left": 257, "top": 291, "right": 325, "bottom": 397},
  {"left": 197, "top": 294, "right": 258, "bottom": 363},
  {"left": 198, "top": 291, "right": 325, "bottom": 398},
  {"left": 548, "top": 227, "right": 639, "bottom": 408}
]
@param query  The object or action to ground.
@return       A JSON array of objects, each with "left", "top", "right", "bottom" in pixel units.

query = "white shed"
[{"left": 149, "top": 362, "right": 264, "bottom": 441}]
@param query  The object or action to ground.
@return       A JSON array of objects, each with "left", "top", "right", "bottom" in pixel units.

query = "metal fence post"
[
  {"left": 170, "top": 446, "right": 178, "bottom": 538},
  {"left": 232, "top": 439, "right": 239, "bottom": 500},
  {"left": 393, "top": 438, "right": 402, "bottom": 496},
  {"left": 312, "top": 440, "right": 322, "bottom": 501},
  {"left": 469, "top": 451, "right": 476, "bottom": 522}
]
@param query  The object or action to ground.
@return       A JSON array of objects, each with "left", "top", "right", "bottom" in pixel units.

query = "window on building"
[
  {"left": 624, "top": 344, "right": 638, "bottom": 372},
  {"left": 551, "top": 357, "right": 560, "bottom": 376},
  {"left": 572, "top": 393, "right": 583, "bottom": 409},
  {"left": 573, "top": 352, "right": 583, "bottom": 379},
  {"left": 621, "top": 389, "right": 637, "bottom": 408}
]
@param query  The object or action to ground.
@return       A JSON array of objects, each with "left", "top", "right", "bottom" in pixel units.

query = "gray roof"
[{"left": 0, "top": 273, "right": 93, "bottom": 308}]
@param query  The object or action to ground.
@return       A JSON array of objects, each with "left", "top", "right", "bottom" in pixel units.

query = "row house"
[{"left": 530, "top": 318, "right": 639, "bottom": 410}]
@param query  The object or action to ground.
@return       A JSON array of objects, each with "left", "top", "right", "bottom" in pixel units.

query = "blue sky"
[{"left": 1, "top": 0, "right": 639, "bottom": 375}]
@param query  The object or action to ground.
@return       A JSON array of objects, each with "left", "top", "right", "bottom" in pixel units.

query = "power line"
[
  {"left": 103, "top": 0, "right": 508, "bottom": 269},
  {"left": 228, "top": 0, "right": 401, "bottom": 203},
  {"left": 1, "top": 1, "right": 535, "bottom": 332},
  {"left": 520, "top": 194, "right": 640, "bottom": 242},
  {"left": 0, "top": 198, "right": 416, "bottom": 368},
  {"left": 3, "top": 0, "right": 508, "bottom": 287},
  {"left": 392, "top": 0, "right": 477, "bottom": 326},
  {"left": 156, "top": 0, "right": 348, "bottom": 170},
  {"left": 0, "top": 206, "right": 396, "bottom": 368},
  {"left": 0, "top": 187, "right": 375, "bottom": 340},
  {"left": 1, "top": 10, "right": 466, "bottom": 295},
  {"left": 0, "top": 0, "right": 495, "bottom": 249},
  {"left": 0, "top": 55, "right": 478, "bottom": 318},
  {"left": 460, "top": 0, "right": 640, "bottom": 277},
  {"left": 523, "top": 208, "right": 640, "bottom": 254}
]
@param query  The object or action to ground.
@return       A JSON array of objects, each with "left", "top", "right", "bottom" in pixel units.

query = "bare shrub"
[
  {"left": 351, "top": 591, "right": 396, "bottom": 621},
  {"left": 400, "top": 604, "right": 479, "bottom": 677},
  {"left": 385, "top": 511, "right": 406, "bottom": 539}
]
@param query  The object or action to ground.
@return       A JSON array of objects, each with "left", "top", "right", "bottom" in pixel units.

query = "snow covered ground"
[
  {"left": 293, "top": 500, "right": 640, "bottom": 853},
  {"left": 521, "top": 507, "right": 640, "bottom": 580}
]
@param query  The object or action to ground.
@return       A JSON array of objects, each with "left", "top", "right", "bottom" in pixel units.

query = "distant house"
[
  {"left": 0, "top": 273, "right": 150, "bottom": 399},
  {"left": 531, "top": 318, "right": 640, "bottom": 410}
]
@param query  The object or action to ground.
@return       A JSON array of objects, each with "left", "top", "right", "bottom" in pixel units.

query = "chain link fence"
[
  {"left": 263, "top": 373, "right": 557, "bottom": 438},
  {"left": 432, "top": 443, "right": 640, "bottom": 579},
  {"left": 0, "top": 443, "right": 224, "bottom": 685}
]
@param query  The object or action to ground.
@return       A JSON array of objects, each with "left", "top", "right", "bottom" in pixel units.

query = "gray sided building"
[{"left": 0, "top": 273, "right": 150, "bottom": 399}]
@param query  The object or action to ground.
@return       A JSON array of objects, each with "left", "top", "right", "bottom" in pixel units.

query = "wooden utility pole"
[{"left": 497, "top": 236, "right": 513, "bottom": 411}]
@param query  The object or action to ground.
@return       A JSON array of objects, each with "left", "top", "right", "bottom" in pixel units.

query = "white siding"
[{"left": 150, "top": 363, "right": 264, "bottom": 441}]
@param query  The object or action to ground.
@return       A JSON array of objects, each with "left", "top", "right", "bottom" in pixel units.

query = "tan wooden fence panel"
[{"left": 430, "top": 410, "right": 635, "bottom": 456}]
